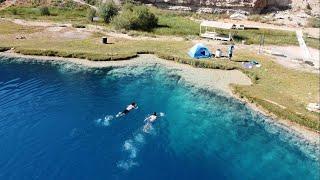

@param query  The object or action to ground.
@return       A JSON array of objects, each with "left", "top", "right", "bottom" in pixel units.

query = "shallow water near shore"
[{"left": 0, "top": 57, "right": 319, "bottom": 180}]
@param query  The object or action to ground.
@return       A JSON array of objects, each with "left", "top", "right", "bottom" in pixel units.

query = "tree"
[
  {"left": 99, "top": 2, "right": 118, "bottom": 23},
  {"left": 112, "top": 3, "right": 158, "bottom": 31}
]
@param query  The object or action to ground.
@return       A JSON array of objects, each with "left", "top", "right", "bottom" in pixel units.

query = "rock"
[
  {"left": 306, "top": 103, "right": 320, "bottom": 113},
  {"left": 15, "top": 35, "right": 26, "bottom": 39},
  {"left": 168, "top": 6, "right": 192, "bottom": 11},
  {"left": 230, "top": 12, "right": 248, "bottom": 20}
]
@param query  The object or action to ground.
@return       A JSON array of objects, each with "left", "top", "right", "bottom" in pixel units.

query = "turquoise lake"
[{"left": 0, "top": 56, "right": 319, "bottom": 180}]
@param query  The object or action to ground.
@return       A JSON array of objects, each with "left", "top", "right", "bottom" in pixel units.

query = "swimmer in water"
[
  {"left": 143, "top": 112, "right": 158, "bottom": 133},
  {"left": 144, "top": 112, "right": 158, "bottom": 123},
  {"left": 116, "top": 102, "right": 138, "bottom": 117}
]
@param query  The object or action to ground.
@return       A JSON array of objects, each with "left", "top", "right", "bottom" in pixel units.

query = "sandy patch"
[
  {"left": 46, "top": 26, "right": 66, "bottom": 32},
  {"left": 264, "top": 45, "right": 320, "bottom": 73},
  {"left": 59, "top": 28, "right": 92, "bottom": 40}
]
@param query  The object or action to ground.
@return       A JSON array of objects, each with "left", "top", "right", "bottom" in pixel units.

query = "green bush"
[
  {"left": 39, "top": 6, "right": 50, "bottom": 16},
  {"left": 0, "top": 0, "right": 5, "bottom": 3},
  {"left": 87, "top": 8, "right": 96, "bottom": 22},
  {"left": 112, "top": 4, "right": 158, "bottom": 31},
  {"left": 99, "top": 2, "right": 118, "bottom": 23}
]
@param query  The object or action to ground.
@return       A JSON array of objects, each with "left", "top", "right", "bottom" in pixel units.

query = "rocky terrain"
[{"left": 141, "top": 0, "right": 292, "bottom": 12}]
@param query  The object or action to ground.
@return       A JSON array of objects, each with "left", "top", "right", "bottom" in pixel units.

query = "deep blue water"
[{"left": 0, "top": 56, "right": 319, "bottom": 180}]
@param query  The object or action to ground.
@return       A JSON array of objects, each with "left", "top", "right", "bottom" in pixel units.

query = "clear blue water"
[{"left": 0, "top": 56, "right": 319, "bottom": 180}]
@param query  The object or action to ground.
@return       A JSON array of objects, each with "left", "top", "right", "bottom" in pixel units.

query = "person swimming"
[
  {"left": 116, "top": 102, "right": 138, "bottom": 117},
  {"left": 143, "top": 112, "right": 158, "bottom": 133},
  {"left": 144, "top": 112, "right": 158, "bottom": 123}
]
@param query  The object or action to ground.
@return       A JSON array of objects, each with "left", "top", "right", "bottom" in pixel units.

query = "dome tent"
[{"left": 188, "top": 43, "right": 212, "bottom": 59}]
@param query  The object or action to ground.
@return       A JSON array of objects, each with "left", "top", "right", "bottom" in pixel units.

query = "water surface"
[{"left": 0, "top": 57, "right": 319, "bottom": 180}]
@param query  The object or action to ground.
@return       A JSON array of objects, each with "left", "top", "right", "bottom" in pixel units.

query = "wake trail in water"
[
  {"left": 117, "top": 112, "right": 165, "bottom": 170},
  {"left": 117, "top": 131, "right": 146, "bottom": 170},
  {"left": 95, "top": 115, "right": 114, "bottom": 127},
  {"left": 94, "top": 106, "right": 139, "bottom": 126}
]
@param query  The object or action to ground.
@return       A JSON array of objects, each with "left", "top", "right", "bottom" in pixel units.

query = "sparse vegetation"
[
  {"left": 0, "top": 21, "right": 42, "bottom": 34},
  {"left": 248, "top": 15, "right": 263, "bottom": 22},
  {"left": 305, "top": 37, "right": 320, "bottom": 49},
  {"left": 307, "top": 17, "right": 320, "bottom": 28}
]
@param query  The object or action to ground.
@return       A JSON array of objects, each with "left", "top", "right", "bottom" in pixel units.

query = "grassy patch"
[
  {"left": 214, "top": 28, "right": 298, "bottom": 46},
  {"left": 306, "top": 17, "right": 320, "bottom": 28},
  {"left": 14, "top": 48, "right": 138, "bottom": 61},
  {"left": 0, "top": 6, "right": 89, "bottom": 23},
  {"left": 151, "top": 9, "right": 200, "bottom": 36},
  {"left": 305, "top": 37, "right": 319, "bottom": 49},
  {"left": 231, "top": 52, "right": 319, "bottom": 130},
  {"left": 0, "top": 20, "right": 42, "bottom": 34}
]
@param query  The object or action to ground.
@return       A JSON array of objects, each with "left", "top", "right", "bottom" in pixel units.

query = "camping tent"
[{"left": 188, "top": 43, "right": 212, "bottom": 59}]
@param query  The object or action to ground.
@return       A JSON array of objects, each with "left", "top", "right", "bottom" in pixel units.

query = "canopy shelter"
[
  {"left": 200, "top": 21, "right": 235, "bottom": 41},
  {"left": 188, "top": 43, "right": 212, "bottom": 59}
]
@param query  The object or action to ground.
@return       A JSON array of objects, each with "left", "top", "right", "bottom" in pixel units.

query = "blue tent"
[{"left": 188, "top": 43, "right": 212, "bottom": 59}]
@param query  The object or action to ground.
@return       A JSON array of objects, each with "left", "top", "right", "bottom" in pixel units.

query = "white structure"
[{"left": 200, "top": 21, "right": 235, "bottom": 41}]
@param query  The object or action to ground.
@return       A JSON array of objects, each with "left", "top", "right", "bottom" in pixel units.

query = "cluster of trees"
[{"left": 87, "top": 2, "right": 158, "bottom": 31}]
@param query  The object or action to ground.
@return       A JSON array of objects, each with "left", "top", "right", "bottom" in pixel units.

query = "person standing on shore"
[{"left": 228, "top": 45, "right": 235, "bottom": 60}]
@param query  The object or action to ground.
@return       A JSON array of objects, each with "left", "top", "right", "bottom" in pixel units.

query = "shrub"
[
  {"left": 39, "top": 6, "right": 50, "bottom": 16},
  {"left": 112, "top": 4, "right": 158, "bottom": 31},
  {"left": 0, "top": 0, "right": 5, "bottom": 3},
  {"left": 87, "top": 8, "right": 96, "bottom": 22},
  {"left": 99, "top": 2, "right": 118, "bottom": 23}
]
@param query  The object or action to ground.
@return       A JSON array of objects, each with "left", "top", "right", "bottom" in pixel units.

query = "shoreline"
[{"left": 1, "top": 51, "right": 319, "bottom": 146}]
